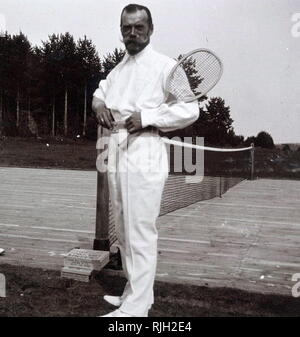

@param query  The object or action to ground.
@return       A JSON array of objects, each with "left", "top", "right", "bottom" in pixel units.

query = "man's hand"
[
  {"left": 97, "top": 107, "right": 115, "bottom": 130},
  {"left": 92, "top": 97, "right": 114, "bottom": 130},
  {"left": 125, "top": 111, "right": 142, "bottom": 134}
]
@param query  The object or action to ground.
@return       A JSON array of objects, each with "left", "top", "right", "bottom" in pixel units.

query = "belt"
[
  {"left": 112, "top": 123, "right": 157, "bottom": 133},
  {"left": 142, "top": 126, "right": 158, "bottom": 133}
]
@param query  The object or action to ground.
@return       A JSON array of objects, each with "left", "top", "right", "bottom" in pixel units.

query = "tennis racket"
[
  {"left": 164, "top": 48, "right": 223, "bottom": 105},
  {"left": 105, "top": 48, "right": 223, "bottom": 151}
]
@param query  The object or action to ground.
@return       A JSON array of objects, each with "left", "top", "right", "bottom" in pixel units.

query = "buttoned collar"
[{"left": 122, "top": 44, "right": 154, "bottom": 66}]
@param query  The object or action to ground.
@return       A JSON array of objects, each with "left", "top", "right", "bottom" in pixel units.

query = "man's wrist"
[{"left": 141, "top": 105, "right": 167, "bottom": 128}]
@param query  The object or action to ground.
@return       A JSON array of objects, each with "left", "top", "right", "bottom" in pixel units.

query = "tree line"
[
  {"left": 0, "top": 31, "right": 274, "bottom": 148},
  {"left": 0, "top": 31, "right": 123, "bottom": 138}
]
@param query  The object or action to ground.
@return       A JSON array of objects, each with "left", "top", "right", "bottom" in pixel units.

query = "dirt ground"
[{"left": 0, "top": 263, "right": 300, "bottom": 317}]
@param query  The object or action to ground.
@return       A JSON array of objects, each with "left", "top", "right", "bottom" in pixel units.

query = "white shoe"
[{"left": 103, "top": 295, "right": 123, "bottom": 307}]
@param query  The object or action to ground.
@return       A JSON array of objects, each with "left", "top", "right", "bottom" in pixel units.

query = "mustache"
[
  {"left": 125, "top": 39, "right": 139, "bottom": 44},
  {"left": 120, "top": 36, "right": 139, "bottom": 45}
]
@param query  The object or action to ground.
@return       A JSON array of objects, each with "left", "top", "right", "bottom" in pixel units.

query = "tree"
[
  {"left": 39, "top": 34, "right": 62, "bottom": 136},
  {"left": 0, "top": 33, "right": 10, "bottom": 135},
  {"left": 0, "top": 32, "right": 33, "bottom": 136},
  {"left": 22, "top": 47, "right": 41, "bottom": 136},
  {"left": 0, "top": 32, "right": 31, "bottom": 134},
  {"left": 1, "top": 32, "right": 103, "bottom": 137},
  {"left": 10, "top": 32, "right": 31, "bottom": 130},
  {"left": 39, "top": 33, "right": 81, "bottom": 136},
  {"left": 227, "top": 129, "right": 244, "bottom": 147},
  {"left": 282, "top": 144, "right": 291, "bottom": 152},
  {"left": 194, "top": 97, "right": 234, "bottom": 146},
  {"left": 245, "top": 136, "right": 256, "bottom": 147},
  {"left": 76, "top": 36, "right": 101, "bottom": 136},
  {"left": 101, "top": 48, "right": 125, "bottom": 78},
  {"left": 255, "top": 131, "right": 274, "bottom": 149},
  {"left": 57, "top": 33, "right": 78, "bottom": 136}
]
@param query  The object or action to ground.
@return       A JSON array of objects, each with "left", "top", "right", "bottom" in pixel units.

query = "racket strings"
[
  {"left": 167, "top": 50, "right": 222, "bottom": 103},
  {"left": 193, "top": 54, "right": 221, "bottom": 93},
  {"left": 168, "top": 66, "right": 195, "bottom": 101}
]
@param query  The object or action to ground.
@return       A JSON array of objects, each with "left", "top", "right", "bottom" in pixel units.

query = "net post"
[
  {"left": 250, "top": 143, "right": 255, "bottom": 181},
  {"left": 93, "top": 125, "right": 110, "bottom": 251}
]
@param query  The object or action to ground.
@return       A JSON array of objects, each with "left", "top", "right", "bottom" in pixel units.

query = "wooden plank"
[{"left": 1, "top": 167, "right": 300, "bottom": 296}]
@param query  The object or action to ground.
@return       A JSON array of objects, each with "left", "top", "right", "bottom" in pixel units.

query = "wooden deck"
[{"left": 0, "top": 167, "right": 299, "bottom": 296}]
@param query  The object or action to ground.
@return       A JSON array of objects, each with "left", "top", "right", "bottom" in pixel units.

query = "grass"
[
  {"left": 1, "top": 264, "right": 300, "bottom": 317},
  {"left": 0, "top": 136, "right": 97, "bottom": 170},
  {"left": 0, "top": 136, "right": 299, "bottom": 179}
]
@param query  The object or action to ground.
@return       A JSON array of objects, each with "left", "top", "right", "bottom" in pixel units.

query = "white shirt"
[{"left": 93, "top": 44, "right": 199, "bottom": 132}]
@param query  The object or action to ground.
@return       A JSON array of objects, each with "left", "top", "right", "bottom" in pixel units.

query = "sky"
[{"left": 1, "top": 0, "right": 300, "bottom": 144}]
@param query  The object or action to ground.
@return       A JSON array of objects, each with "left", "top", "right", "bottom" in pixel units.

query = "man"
[{"left": 92, "top": 4, "right": 199, "bottom": 317}]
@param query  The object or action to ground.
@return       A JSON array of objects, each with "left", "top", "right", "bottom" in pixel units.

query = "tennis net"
[{"left": 96, "top": 133, "right": 254, "bottom": 248}]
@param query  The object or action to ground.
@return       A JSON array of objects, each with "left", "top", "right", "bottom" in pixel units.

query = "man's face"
[{"left": 121, "top": 9, "right": 153, "bottom": 55}]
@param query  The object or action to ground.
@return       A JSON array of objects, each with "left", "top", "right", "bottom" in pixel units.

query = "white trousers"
[{"left": 107, "top": 129, "right": 168, "bottom": 316}]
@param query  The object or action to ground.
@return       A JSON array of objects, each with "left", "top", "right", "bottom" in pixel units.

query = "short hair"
[{"left": 120, "top": 4, "right": 153, "bottom": 30}]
